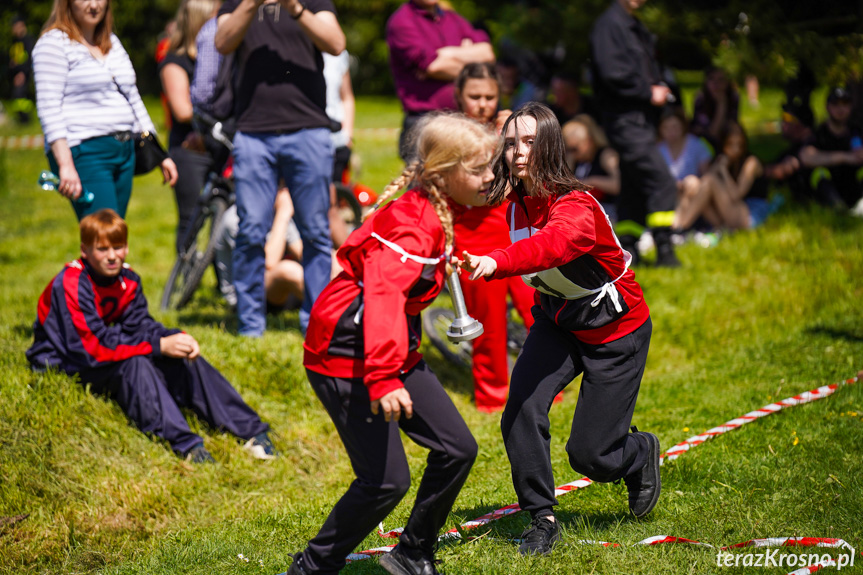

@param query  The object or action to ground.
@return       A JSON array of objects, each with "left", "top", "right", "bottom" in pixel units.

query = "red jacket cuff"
[
  {"left": 366, "top": 378, "right": 404, "bottom": 402},
  {"left": 489, "top": 249, "right": 511, "bottom": 280}
]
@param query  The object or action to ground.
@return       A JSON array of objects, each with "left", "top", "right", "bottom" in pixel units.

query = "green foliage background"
[{"left": 1, "top": 0, "right": 862, "bottom": 97}]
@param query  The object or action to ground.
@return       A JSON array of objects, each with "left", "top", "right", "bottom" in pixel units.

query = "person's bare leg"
[
  {"left": 709, "top": 180, "right": 751, "bottom": 230},
  {"left": 330, "top": 249, "right": 343, "bottom": 279},
  {"left": 265, "top": 260, "right": 305, "bottom": 307},
  {"left": 328, "top": 184, "right": 350, "bottom": 248},
  {"left": 674, "top": 175, "right": 713, "bottom": 230}
]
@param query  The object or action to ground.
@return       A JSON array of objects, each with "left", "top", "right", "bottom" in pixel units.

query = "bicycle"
[
  {"left": 160, "top": 115, "right": 235, "bottom": 311},
  {"left": 422, "top": 300, "right": 528, "bottom": 370}
]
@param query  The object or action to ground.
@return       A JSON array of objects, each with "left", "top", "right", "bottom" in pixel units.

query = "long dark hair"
[
  {"left": 717, "top": 121, "right": 749, "bottom": 178},
  {"left": 487, "top": 102, "right": 587, "bottom": 204}
]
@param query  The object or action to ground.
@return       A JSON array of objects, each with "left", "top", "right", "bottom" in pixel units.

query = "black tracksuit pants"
[
  {"left": 501, "top": 309, "right": 652, "bottom": 519},
  {"left": 79, "top": 355, "right": 269, "bottom": 455},
  {"left": 301, "top": 361, "right": 477, "bottom": 574}
]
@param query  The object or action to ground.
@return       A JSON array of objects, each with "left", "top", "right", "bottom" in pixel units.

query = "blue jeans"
[
  {"left": 232, "top": 129, "right": 333, "bottom": 336},
  {"left": 47, "top": 134, "right": 135, "bottom": 221}
]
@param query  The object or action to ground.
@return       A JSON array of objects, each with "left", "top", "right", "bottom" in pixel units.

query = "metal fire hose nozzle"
[{"left": 445, "top": 272, "right": 483, "bottom": 343}]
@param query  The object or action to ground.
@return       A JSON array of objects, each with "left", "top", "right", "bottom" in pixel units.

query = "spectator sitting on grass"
[
  {"left": 672, "top": 122, "right": 768, "bottom": 232},
  {"left": 562, "top": 114, "right": 620, "bottom": 220},
  {"left": 215, "top": 188, "right": 314, "bottom": 314},
  {"left": 25, "top": 209, "right": 275, "bottom": 464},
  {"left": 799, "top": 87, "right": 863, "bottom": 214},
  {"left": 657, "top": 106, "right": 713, "bottom": 218},
  {"left": 763, "top": 100, "right": 814, "bottom": 205}
]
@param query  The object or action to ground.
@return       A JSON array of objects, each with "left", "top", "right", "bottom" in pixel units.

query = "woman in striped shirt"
[{"left": 33, "top": 0, "right": 177, "bottom": 221}]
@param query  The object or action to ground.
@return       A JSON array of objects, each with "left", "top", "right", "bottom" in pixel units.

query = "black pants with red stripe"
[
  {"left": 299, "top": 361, "right": 477, "bottom": 574},
  {"left": 501, "top": 310, "right": 652, "bottom": 519},
  {"left": 79, "top": 355, "right": 269, "bottom": 455}
]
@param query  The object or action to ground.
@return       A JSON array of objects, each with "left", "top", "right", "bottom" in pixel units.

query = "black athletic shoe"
[
  {"left": 285, "top": 553, "right": 308, "bottom": 575},
  {"left": 379, "top": 545, "right": 441, "bottom": 575},
  {"left": 518, "top": 515, "right": 560, "bottom": 555},
  {"left": 184, "top": 443, "right": 215, "bottom": 464},
  {"left": 652, "top": 228, "right": 681, "bottom": 268},
  {"left": 624, "top": 430, "right": 661, "bottom": 518}
]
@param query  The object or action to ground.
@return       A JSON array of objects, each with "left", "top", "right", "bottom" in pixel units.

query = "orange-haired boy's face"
[{"left": 81, "top": 238, "right": 127, "bottom": 278}]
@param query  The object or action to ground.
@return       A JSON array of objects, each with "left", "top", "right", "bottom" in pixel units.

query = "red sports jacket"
[
  {"left": 303, "top": 189, "right": 449, "bottom": 401},
  {"left": 487, "top": 189, "right": 649, "bottom": 345}
]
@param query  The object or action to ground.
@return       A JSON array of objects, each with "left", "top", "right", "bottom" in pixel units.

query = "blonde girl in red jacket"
[
  {"left": 453, "top": 62, "right": 537, "bottom": 413},
  {"left": 292, "top": 114, "right": 497, "bottom": 575},
  {"left": 463, "top": 102, "right": 661, "bottom": 556}
]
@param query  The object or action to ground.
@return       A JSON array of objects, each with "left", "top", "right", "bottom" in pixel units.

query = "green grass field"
[{"left": 1, "top": 92, "right": 862, "bottom": 575}]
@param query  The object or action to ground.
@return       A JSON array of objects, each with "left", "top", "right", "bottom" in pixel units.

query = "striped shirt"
[{"left": 33, "top": 29, "right": 156, "bottom": 148}]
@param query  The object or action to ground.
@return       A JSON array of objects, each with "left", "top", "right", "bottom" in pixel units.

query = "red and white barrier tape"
[
  {"left": 661, "top": 380, "right": 853, "bottom": 463},
  {"left": 636, "top": 534, "right": 713, "bottom": 548},
  {"left": 0, "top": 134, "right": 44, "bottom": 150},
  {"left": 788, "top": 558, "right": 836, "bottom": 575},
  {"left": 723, "top": 537, "right": 852, "bottom": 550},
  {"left": 350, "top": 374, "right": 859, "bottom": 565}
]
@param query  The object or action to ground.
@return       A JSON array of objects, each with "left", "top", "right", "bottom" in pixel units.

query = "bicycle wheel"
[
  {"left": 506, "top": 304, "right": 528, "bottom": 357},
  {"left": 505, "top": 306, "right": 528, "bottom": 372},
  {"left": 422, "top": 307, "right": 472, "bottom": 369},
  {"left": 334, "top": 182, "right": 363, "bottom": 232},
  {"left": 175, "top": 196, "right": 229, "bottom": 309},
  {"left": 161, "top": 201, "right": 211, "bottom": 311}
]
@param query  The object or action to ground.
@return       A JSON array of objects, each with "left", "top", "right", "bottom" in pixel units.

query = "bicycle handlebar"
[{"left": 193, "top": 110, "right": 234, "bottom": 152}]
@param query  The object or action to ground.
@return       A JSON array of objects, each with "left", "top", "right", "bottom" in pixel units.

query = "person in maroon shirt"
[
  {"left": 463, "top": 102, "right": 661, "bottom": 556},
  {"left": 386, "top": 0, "right": 494, "bottom": 159}
]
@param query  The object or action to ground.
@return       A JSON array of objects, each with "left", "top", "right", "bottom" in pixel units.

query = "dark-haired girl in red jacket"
[
  {"left": 463, "top": 102, "right": 662, "bottom": 556},
  {"left": 290, "top": 114, "right": 497, "bottom": 575}
]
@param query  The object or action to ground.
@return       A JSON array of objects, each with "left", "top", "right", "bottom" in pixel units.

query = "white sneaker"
[{"left": 243, "top": 432, "right": 278, "bottom": 460}]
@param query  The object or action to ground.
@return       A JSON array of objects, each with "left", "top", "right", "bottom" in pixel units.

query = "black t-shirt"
[
  {"left": 218, "top": 0, "right": 335, "bottom": 133},
  {"left": 808, "top": 122, "right": 862, "bottom": 193},
  {"left": 159, "top": 52, "right": 196, "bottom": 149}
]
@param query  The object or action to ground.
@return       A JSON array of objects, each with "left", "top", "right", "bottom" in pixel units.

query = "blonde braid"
[
  {"left": 362, "top": 161, "right": 419, "bottom": 222},
  {"left": 423, "top": 178, "right": 454, "bottom": 251}
]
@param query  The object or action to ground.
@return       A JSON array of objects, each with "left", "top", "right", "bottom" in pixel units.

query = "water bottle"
[{"left": 38, "top": 171, "right": 95, "bottom": 205}]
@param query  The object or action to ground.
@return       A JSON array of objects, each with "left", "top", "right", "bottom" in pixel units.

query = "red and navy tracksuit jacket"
[
  {"left": 303, "top": 188, "right": 449, "bottom": 402},
  {"left": 488, "top": 189, "right": 649, "bottom": 345},
  {"left": 26, "top": 259, "right": 178, "bottom": 373}
]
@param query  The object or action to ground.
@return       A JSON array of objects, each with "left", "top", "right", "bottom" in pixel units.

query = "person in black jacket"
[{"left": 590, "top": 0, "right": 680, "bottom": 267}]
